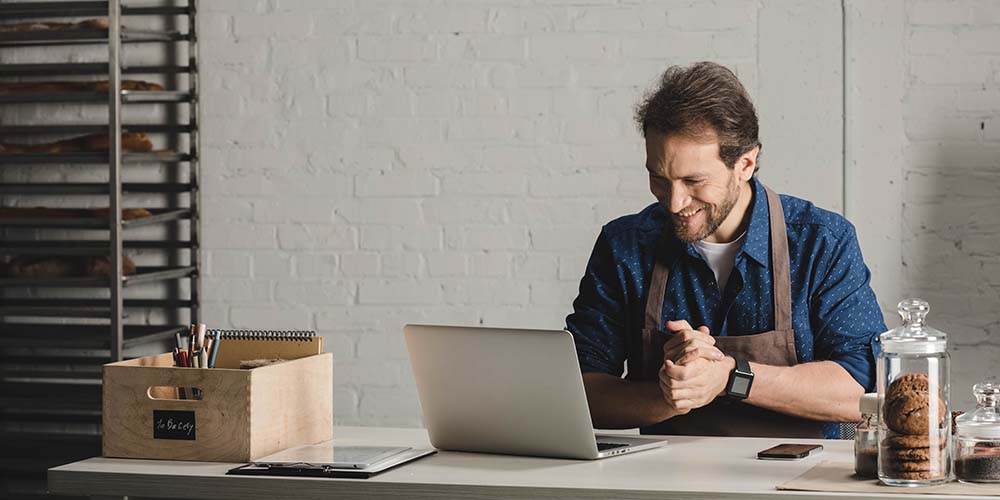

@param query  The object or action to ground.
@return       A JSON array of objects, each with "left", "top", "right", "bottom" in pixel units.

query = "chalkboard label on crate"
[{"left": 152, "top": 410, "right": 196, "bottom": 440}]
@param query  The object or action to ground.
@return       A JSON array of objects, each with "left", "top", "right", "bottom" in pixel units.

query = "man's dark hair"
[{"left": 635, "top": 61, "right": 761, "bottom": 171}]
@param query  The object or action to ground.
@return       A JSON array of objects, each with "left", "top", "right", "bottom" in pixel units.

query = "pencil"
[{"left": 208, "top": 332, "right": 221, "bottom": 368}]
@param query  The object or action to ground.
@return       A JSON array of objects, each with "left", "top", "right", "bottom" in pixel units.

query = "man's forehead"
[
  {"left": 645, "top": 126, "right": 720, "bottom": 146},
  {"left": 645, "top": 132, "right": 723, "bottom": 173}
]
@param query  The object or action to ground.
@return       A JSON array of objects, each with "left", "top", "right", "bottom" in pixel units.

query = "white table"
[{"left": 48, "top": 426, "right": 992, "bottom": 500}]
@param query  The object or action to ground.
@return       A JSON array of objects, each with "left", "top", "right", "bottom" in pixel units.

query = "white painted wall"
[
  {"left": 897, "top": 0, "right": 1000, "bottom": 408},
  {"left": 3, "top": 0, "right": 997, "bottom": 425},
  {"left": 193, "top": 0, "right": 844, "bottom": 426},
  {"left": 845, "top": 0, "right": 1000, "bottom": 409}
]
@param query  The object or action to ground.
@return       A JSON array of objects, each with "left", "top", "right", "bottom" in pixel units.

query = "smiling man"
[{"left": 566, "top": 62, "right": 886, "bottom": 438}]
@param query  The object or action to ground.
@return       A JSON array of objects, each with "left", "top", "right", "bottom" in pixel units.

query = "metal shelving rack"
[{"left": 0, "top": 1, "right": 200, "bottom": 498}]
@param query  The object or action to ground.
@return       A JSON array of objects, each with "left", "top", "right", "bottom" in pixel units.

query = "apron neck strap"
[
  {"left": 643, "top": 230, "right": 672, "bottom": 332},
  {"left": 763, "top": 185, "right": 793, "bottom": 332}
]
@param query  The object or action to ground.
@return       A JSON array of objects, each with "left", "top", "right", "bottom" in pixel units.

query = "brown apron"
[{"left": 627, "top": 185, "right": 824, "bottom": 438}]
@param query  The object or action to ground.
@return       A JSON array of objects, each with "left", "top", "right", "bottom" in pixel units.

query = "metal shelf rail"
[
  {"left": 0, "top": 27, "right": 189, "bottom": 47},
  {"left": 0, "top": 208, "right": 192, "bottom": 228},
  {"left": 0, "top": 1, "right": 201, "bottom": 498},
  {"left": 0, "top": 151, "right": 193, "bottom": 163},
  {"left": 0, "top": 62, "right": 191, "bottom": 75},
  {"left": 0, "top": 90, "right": 193, "bottom": 103}
]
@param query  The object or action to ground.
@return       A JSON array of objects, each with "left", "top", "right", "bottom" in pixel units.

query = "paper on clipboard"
[
  {"left": 257, "top": 445, "right": 411, "bottom": 469},
  {"left": 226, "top": 444, "right": 435, "bottom": 479}
]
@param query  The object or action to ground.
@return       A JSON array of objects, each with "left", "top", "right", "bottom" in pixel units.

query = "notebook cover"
[{"left": 213, "top": 336, "right": 322, "bottom": 369}]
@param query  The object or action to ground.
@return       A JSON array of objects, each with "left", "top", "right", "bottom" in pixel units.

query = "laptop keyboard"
[{"left": 596, "top": 442, "right": 629, "bottom": 451}]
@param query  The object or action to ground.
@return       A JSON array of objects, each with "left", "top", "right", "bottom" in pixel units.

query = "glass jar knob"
[
  {"left": 973, "top": 381, "right": 999, "bottom": 410},
  {"left": 897, "top": 298, "right": 929, "bottom": 332}
]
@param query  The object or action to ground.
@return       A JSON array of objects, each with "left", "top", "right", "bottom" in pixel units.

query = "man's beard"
[{"left": 669, "top": 174, "right": 741, "bottom": 243}]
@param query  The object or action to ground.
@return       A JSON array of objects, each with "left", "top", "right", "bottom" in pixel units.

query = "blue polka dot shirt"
[{"left": 566, "top": 177, "right": 886, "bottom": 436}]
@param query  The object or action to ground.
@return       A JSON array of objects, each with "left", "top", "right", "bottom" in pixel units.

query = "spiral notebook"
[{"left": 207, "top": 329, "right": 322, "bottom": 369}]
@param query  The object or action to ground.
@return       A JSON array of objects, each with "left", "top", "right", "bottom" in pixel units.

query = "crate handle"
[{"left": 147, "top": 386, "right": 204, "bottom": 401}]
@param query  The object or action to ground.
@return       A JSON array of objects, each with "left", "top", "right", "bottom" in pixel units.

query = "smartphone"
[{"left": 756, "top": 443, "right": 823, "bottom": 460}]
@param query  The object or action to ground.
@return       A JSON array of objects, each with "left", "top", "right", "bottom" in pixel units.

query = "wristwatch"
[{"left": 725, "top": 358, "right": 754, "bottom": 400}]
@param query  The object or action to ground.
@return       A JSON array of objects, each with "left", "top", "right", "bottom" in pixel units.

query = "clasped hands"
[{"left": 658, "top": 320, "right": 735, "bottom": 417}]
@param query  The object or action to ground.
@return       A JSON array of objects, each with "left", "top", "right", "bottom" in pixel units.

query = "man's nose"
[{"left": 669, "top": 184, "right": 691, "bottom": 213}]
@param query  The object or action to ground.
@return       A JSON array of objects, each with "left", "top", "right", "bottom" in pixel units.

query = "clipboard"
[{"left": 226, "top": 447, "right": 435, "bottom": 479}]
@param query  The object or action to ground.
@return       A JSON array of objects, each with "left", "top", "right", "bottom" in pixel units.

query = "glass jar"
[
  {"left": 855, "top": 393, "right": 879, "bottom": 478},
  {"left": 955, "top": 381, "right": 1000, "bottom": 483},
  {"left": 877, "top": 298, "right": 951, "bottom": 487}
]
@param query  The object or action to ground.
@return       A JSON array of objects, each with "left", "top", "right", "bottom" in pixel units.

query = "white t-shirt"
[{"left": 692, "top": 232, "right": 746, "bottom": 292}]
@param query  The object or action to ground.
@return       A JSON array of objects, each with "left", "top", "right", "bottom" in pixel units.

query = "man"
[{"left": 566, "top": 62, "right": 886, "bottom": 438}]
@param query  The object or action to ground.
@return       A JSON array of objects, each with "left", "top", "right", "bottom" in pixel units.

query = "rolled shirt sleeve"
[
  {"left": 566, "top": 227, "right": 629, "bottom": 376},
  {"left": 809, "top": 223, "right": 886, "bottom": 392}
]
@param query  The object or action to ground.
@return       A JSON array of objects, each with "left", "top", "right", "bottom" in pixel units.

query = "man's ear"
[{"left": 736, "top": 146, "right": 759, "bottom": 181}]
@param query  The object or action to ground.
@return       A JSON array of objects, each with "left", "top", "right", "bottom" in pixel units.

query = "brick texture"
[
  {"left": 4, "top": 1, "right": 996, "bottom": 429},
  {"left": 903, "top": 0, "right": 1000, "bottom": 409},
  {"left": 197, "top": 1, "right": 757, "bottom": 427}
]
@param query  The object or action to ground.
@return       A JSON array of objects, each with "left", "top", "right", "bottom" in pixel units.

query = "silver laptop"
[{"left": 403, "top": 324, "right": 668, "bottom": 460}]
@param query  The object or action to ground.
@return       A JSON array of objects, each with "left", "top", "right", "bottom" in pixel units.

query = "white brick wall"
[
  {"left": 902, "top": 0, "right": 1000, "bottom": 409},
  {"left": 5, "top": 1, "right": 997, "bottom": 428},
  {"left": 197, "top": 0, "right": 772, "bottom": 427}
]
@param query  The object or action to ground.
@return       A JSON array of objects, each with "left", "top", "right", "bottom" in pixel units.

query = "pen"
[
  {"left": 208, "top": 331, "right": 221, "bottom": 368},
  {"left": 176, "top": 350, "right": 188, "bottom": 399},
  {"left": 188, "top": 324, "right": 196, "bottom": 361},
  {"left": 196, "top": 323, "right": 206, "bottom": 353}
]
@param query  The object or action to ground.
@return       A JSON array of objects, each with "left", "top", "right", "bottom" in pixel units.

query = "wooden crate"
[{"left": 102, "top": 352, "right": 333, "bottom": 462}]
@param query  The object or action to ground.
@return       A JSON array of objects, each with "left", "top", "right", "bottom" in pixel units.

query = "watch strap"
[{"left": 735, "top": 358, "right": 751, "bottom": 375}]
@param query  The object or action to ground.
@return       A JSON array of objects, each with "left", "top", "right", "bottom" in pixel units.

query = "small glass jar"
[
  {"left": 954, "top": 381, "right": 1000, "bottom": 483},
  {"left": 855, "top": 393, "right": 879, "bottom": 478},
  {"left": 877, "top": 298, "right": 951, "bottom": 487}
]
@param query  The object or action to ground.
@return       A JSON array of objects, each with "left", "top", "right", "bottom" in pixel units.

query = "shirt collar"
[{"left": 738, "top": 176, "right": 770, "bottom": 268}]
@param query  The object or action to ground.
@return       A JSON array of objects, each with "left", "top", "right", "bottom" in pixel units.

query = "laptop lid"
[{"left": 404, "top": 324, "right": 603, "bottom": 459}]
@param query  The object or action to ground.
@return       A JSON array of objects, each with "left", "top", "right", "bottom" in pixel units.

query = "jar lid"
[
  {"left": 956, "top": 381, "right": 1000, "bottom": 439},
  {"left": 879, "top": 298, "right": 948, "bottom": 354},
  {"left": 859, "top": 393, "right": 878, "bottom": 414}
]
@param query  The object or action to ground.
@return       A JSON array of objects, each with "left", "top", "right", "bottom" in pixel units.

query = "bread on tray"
[
  {"left": 0, "top": 80, "right": 165, "bottom": 93},
  {"left": 0, "top": 19, "right": 109, "bottom": 33},
  {"left": 3, "top": 255, "right": 137, "bottom": 278},
  {"left": 0, "top": 133, "right": 153, "bottom": 153}
]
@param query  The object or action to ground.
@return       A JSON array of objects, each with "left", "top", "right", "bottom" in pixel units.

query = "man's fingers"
[
  {"left": 683, "top": 342, "right": 722, "bottom": 356},
  {"left": 659, "top": 361, "right": 716, "bottom": 415},
  {"left": 665, "top": 319, "right": 693, "bottom": 332},
  {"left": 666, "top": 320, "right": 713, "bottom": 337},
  {"left": 658, "top": 363, "right": 672, "bottom": 387},
  {"left": 663, "top": 331, "right": 715, "bottom": 354},
  {"left": 664, "top": 339, "right": 722, "bottom": 362},
  {"left": 661, "top": 360, "right": 681, "bottom": 382},
  {"left": 663, "top": 359, "right": 692, "bottom": 380},
  {"left": 673, "top": 399, "right": 697, "bottom": 411},
  {"left": 672, "top": 328, "right": 715, "bottom": 345},
  {"left": 667, "top": 387, "right": 700, "bottom": 402},
  {"left": 658, "top": 361, "right": 678, "bottom": 387},
  {"left": 675, "top": 346, "right": 724, "bottom": 365},
  {"left": 667, "top": 357, "right": 718, "bottom": 382}
]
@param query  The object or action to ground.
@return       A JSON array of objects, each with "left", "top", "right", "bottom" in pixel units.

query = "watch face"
[{"left": 730, "top": 376, "right": 751, "bottom": 396}]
